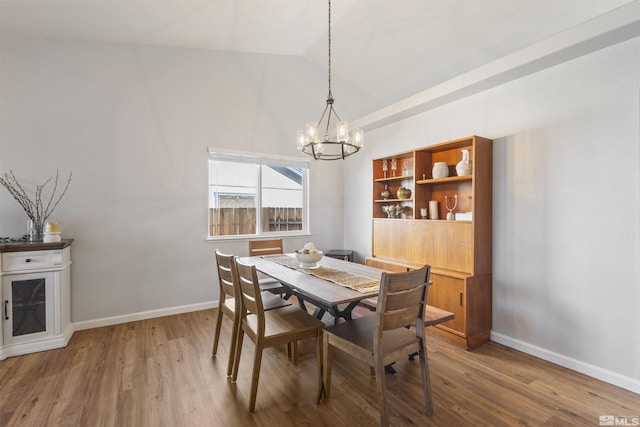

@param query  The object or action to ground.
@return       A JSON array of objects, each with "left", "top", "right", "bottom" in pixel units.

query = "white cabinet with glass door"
[{"left": 0, "top": 243, "right": 72, "bottom": 360}]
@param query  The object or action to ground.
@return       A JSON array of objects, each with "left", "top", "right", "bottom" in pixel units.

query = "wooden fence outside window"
[{"left": 209, "top": 207, "right": 303, "bottom": 236}]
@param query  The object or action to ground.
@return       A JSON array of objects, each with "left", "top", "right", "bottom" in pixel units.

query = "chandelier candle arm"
[{"left": 296, "top": 0, "right": 363, "bottom": 160}]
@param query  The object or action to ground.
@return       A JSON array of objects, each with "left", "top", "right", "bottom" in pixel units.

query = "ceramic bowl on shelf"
[
  {"left": 397, "top": 187, "right": 412, "bottom": 199},
  {"left": 295, "top": 251, "right": 323, "bottom": 268}
]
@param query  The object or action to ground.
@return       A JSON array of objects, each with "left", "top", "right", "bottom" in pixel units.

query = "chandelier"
[{"left": 297, "top": 0, "right": 363, "bottom": 160}]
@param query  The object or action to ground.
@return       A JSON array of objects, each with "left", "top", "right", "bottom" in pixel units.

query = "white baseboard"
[
  {"left": 74, "top": 301, "right": 219, "bottom": 331},
  {"left": 491, "top": 331, "right": 640, "bottom": 395}
]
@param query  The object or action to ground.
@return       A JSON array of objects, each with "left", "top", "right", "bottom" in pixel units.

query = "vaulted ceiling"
[{"left": 0, "top": 0, "right": 634, "bottom": 116}]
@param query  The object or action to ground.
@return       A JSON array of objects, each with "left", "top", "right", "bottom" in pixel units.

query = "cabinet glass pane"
[{"left": 11, "top": 278, "right": 46, "bottom": 336}]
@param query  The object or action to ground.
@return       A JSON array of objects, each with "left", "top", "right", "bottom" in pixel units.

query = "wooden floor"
[{"left": 1, "top": 308, "right": 638, "bottom": 426}]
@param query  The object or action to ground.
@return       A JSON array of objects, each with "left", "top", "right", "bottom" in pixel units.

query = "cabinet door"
[
  {"left": 2, "top": 272, "right": 54, "bottom": 345},
  {"left": 427, "top": 274, "right": 465, "bottom": 335}
]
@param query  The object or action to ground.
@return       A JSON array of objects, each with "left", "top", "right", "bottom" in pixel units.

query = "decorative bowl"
[
  {"left": 397, "top": 187, "right": 412, "bottom": 199},
  {"left": 295, "top": 251, "right": 323, "bottom": 267}
]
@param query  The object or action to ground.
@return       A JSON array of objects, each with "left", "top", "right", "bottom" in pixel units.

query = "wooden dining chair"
[
  {"left": 232, "top": 258, "right": 325, "bottom": 412},
  {"left": 248, "top": 238, "right": 284, "bottom": 257},
  {"left": 248, "top": 238, "right": 292, "bottom": 299},
  {"left": 319, "top": 265, "right": 433, "bottom": 426},
  {"left": 212, "top": 250, "right": 291, "bottom": 377}
]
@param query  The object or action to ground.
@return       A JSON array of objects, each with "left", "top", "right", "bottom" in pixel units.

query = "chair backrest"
[
  {"left": 248, "top": 239, "right": 284, "bottom": 257},
  {"left": 375, "top": 265, "right": 431, "bottom": 334},
  {"left": 215, "top": 250, "right": 239, "bottom": 306},
  {"left": 235, "top": 259, "right": 265, "bottom": 329}
]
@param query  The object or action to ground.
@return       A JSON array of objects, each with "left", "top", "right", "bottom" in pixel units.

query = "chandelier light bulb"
[
  {"left": 337, "top": 121, "right": 348, "bottom": 142},
  {"left": 297, "top": 130, "right": 306, "bottom": 149},
  {"left": 353, "top": 128, "right": 364, "bottom": 148},
  {"left": 305, "top": 122, "right": 318, "bottom": 142}
]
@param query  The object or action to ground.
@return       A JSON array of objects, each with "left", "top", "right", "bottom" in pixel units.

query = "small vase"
[
  {"left": 28, "top": 219, "right": 44, "bottom": 242},
  {"left": 456, "top": 149, "right": 472, "bottom": 176},
  {"left": 432, "top": 162, "right": 449, "bottom": 179},
  {"left": 381, "top": 185, "right": 391, "bottom": 200}
]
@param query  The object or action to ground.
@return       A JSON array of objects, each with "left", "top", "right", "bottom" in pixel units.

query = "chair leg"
[
  {"left": 321, "top": 332, "right": 332, "bottom": 400},
  {"left": 212, "top": 308, "right": 224, "bottom": 357},
  {"left": 226, "top": 314, "right": 240, "bottom": 376},
  {"left": 373, "top": 356, "right": 388, "bottom": 427},
  {"left": 248, "top": 345, "right": 264, "bottom": 413},
  {"left": 419, "top": 340, "right": 433, "bottom": 416},
  {"left": 315, "top": 331, "right": 323, "bottom": 404},
  {"left": 231, "top": 329, "right": 245, "bottom": 382}
]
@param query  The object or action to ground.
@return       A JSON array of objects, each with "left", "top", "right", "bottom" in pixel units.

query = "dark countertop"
[{"left": 0, "top": 239, "right": 74, "bottom": 253}]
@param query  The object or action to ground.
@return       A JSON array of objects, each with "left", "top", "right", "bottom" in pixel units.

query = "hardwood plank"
[{"left": 0, "top": 309, "right": 637, "bottom": 426}]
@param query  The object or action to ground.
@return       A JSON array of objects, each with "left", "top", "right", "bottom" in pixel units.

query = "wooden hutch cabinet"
[{"left": 366, "top": 136, "right": 492, "bottom": 349}]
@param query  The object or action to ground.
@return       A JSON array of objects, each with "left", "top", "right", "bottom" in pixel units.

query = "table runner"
[{"left": 263, "top": 255, "right": 380, "bottom": 294}]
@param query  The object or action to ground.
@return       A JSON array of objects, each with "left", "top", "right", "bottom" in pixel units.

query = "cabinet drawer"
[{"left": 1, "top": 250, "right": 63, "bottom": 272}]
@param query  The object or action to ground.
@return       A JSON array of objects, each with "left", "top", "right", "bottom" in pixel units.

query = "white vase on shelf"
[
  {"left": 432, "top": 162, "right": 449, "bottom": 179},
  {"left": 456, "top": 149, "right": 472, "bottom": 176}
]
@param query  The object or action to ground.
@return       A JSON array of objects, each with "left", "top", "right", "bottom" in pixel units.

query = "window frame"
[{"left": 207, "top": 148, "right": 310, "bottom": 241}]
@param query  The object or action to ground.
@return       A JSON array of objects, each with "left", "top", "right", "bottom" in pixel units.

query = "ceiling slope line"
[{"left": 354, "top": 0, "right": 640, "bottom": 132}]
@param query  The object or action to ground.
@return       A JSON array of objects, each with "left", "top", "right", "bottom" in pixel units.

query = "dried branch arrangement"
[{"left": 0, "top": 170, "right": 72, "bottom": 231}]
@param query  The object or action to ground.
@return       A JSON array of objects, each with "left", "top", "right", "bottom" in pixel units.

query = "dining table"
[
  {"left": 238, "top": 253, "right": 455, "bottom": 376},
  {"left": 237, "top": 253, "right": 386, "bottom": 324}
]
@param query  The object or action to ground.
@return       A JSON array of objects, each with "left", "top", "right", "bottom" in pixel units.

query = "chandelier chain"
[{"left": 327, "top": 0, "right": 332, "bottom": 100}]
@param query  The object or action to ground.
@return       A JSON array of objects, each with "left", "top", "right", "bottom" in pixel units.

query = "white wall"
[
  {"left": 0, "top": 37, "right": 350, "bottom": 324},
  {"left": 343, "top": 37, "right": 640, "bottom": 392}
]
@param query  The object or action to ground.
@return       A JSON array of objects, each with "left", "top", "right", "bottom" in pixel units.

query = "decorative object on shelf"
[
  {"left": 382, "top": 159, "right": 388, "bottom": 178},
  {"left": 27, "top": 219, "right": 43, "bottom": 242},
  {"left": 420, "top": 208, "right": 428, "bottom": 219},
  {"left": 422, "top": 173, "right": 426, "bottom": 180},
  {"left": 456, "top": 149, "right": 472, "bottom": 176},
  {"left": 45, "top": 222, "right": 60, "bottom": 233},
  {"left": 445, "top": 195, "right": 458, "bottom": 220},
  {"left": 394, "top": 203, "right": 404, "bottom": 218},
  {"left": 382, "top": 204, "right": 395, "bottom": 218},
  {"left": 0, "top": 170, "right": 72, "bottom": 242},
  {"left": 429, "top": 200, "right": 439, "bottom": 220},
  {"left": 44, "top": 222, "right": 62, "bottom": 242},
  {"left": 391, "top": 158, "right": 397, "bottom": 176},
  {"left": 402, "top": 163, "right": 408, "bottom": 176},
  {"left": 383, "top": 204, "right": 405, "bottom": 219},
  {"left": 296, "top": 0, "right": 363, "bottom": 160},
  {"left": 455, "top": 212, "right": 473, "bottom": 221},
  {"left": 0, "top": 236, "right": 28, "bottom": 243},
  {"left": 432, "top": 162, "right": 449, "bottom": 179},
  {"left": 396, "top": 186, "right": 412, "bottom": 200},
  {"left": 381, "top": 185, "right": 391, "bottom": 200}
]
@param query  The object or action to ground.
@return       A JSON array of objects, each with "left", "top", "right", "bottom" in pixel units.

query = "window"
[{"left": 208, "top": 149, "right": 309, "bottom": 238}]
